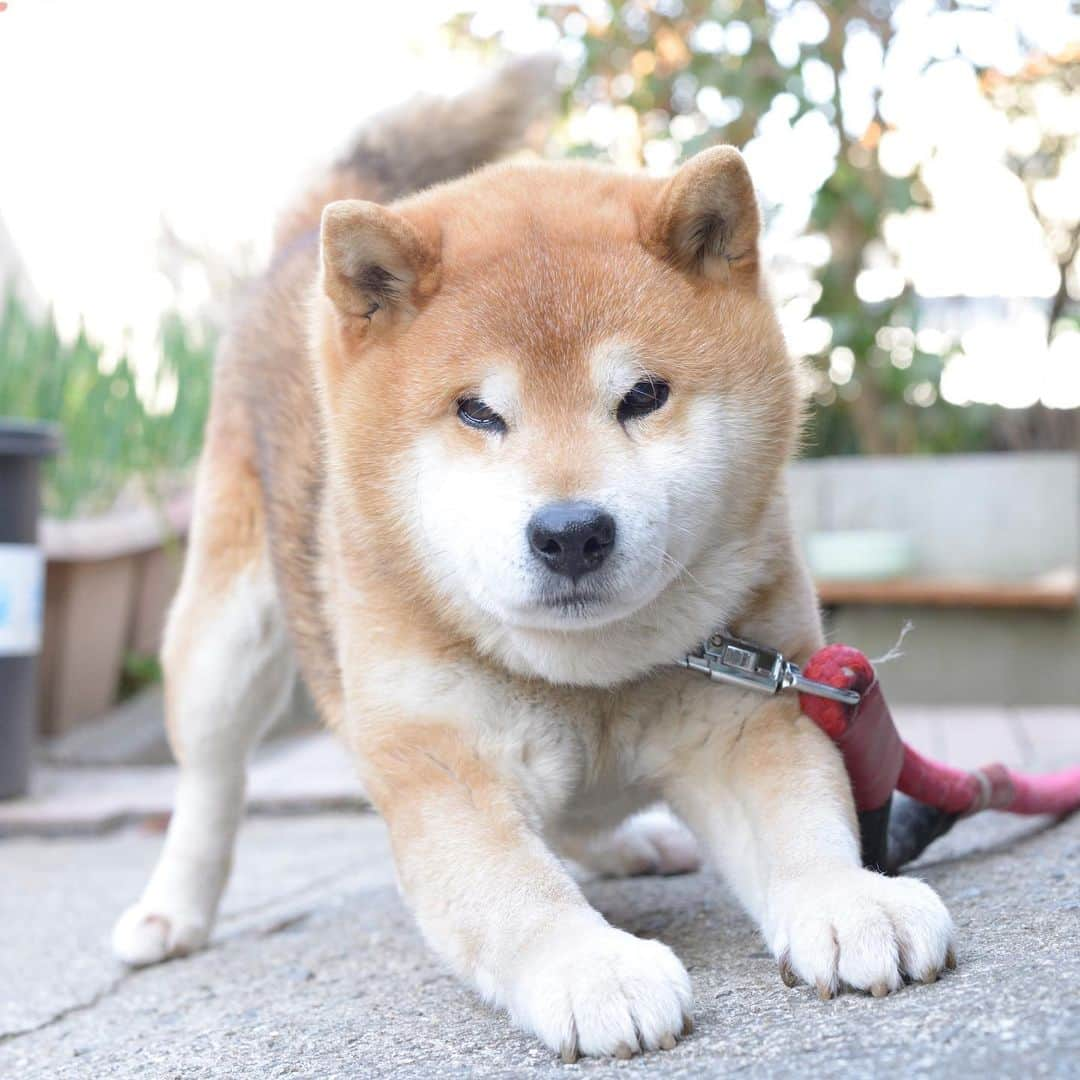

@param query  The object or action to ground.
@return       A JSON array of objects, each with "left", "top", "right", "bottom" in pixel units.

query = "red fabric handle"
[
  {"left": 899, "top": 747, "right": 1080, "bottom": 816},
  {"left": 1005, "top": 764, "right": 1080, "bottom": 815},
  {"left": 896, "top": 743, "right": 986, "bottom": 814}
]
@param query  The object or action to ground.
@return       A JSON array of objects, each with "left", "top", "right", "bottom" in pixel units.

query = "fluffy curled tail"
[{"left": 274, "top": 55, "right": 557, "bottom": 253}]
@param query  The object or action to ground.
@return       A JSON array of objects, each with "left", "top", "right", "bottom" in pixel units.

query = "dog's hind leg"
[
  {"left": 559, "top": 806, "right": 701, "bottom": 879},
  {"left": 112, "top": 427, "right": 294, "bottom": 967}
]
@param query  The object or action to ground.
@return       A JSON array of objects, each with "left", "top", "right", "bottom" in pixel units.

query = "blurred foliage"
[
  {"left": 0, "top": 291, "right": 213, "bottom": 517},
  {"left": 448, "top": 0, "right": 1078, "bottom": 456},
  {"left": 118, "top": 650, "right": 164, "bottom": 702},
  {"left": 982, "top": 47, "right": 1080, "bottom": 340}
]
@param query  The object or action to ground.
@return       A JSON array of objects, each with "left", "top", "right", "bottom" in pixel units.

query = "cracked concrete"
[{"left": 3, "top": 712, "right": 1078, "bottom": 1078}]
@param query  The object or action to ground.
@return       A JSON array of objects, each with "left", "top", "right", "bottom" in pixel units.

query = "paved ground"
[{"left": 2, "top": 709, "right": 1078, "bottom": 1078}]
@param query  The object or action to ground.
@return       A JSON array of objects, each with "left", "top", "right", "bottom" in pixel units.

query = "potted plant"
[{"left": 0, "top": 293, "right": 212, "bottom": 735}]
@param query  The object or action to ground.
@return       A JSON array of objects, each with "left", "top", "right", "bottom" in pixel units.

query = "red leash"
[{"left": 798, "top": 643, "right": 1080, "bottom": 870}]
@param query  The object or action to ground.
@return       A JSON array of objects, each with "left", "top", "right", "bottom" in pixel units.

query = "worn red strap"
[
  {"left": 798, "top": 646, "right": 903, "bottom": 812},
  {"left": 800, "top": 642, "right": 1080, "bottom": 819},
  {"left": 806, "top": 678, "right": 905, "bottom": 812}
]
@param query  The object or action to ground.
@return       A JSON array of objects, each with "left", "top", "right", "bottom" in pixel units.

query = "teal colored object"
[{"left": 805, "top": 530, "right": 915, "bottom": 582}]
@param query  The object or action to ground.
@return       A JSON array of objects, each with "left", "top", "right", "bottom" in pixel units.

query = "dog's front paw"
[
  {"left": 768, "top": 869, "right": 954, "bottom": 999},
  {"left": 112, "top": 900, "right": 211, "bottom": 967},
  {"left": 507, "top": 916, "right": 692, "bottom": 1060}
]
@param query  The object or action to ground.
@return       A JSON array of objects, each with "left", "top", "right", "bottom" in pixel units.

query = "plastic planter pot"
[
  {"left": 0, "top": 419, "right": 59, "bottom": 798},
  {"left": 37, "top": 493, "right": 190, "bottom": 736}
]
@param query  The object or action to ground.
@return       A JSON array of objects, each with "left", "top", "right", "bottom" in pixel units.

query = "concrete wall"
[
  {"left": 788, "top": 453, "right": 1079, "bottom": 706},
  {"left": 823, "top": 605, "right": 1078, "bottom": 706},
  {"left": 789, "top": 452, "right": 1077, "bottom": 579}
]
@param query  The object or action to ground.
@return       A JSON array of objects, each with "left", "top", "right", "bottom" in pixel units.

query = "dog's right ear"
[{"left": 320, "top": 200, "right": 439, "bottom": 324}]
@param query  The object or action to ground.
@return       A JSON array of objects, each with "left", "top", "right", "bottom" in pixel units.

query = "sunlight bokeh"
[{"left": 1, "top": 0, "right": 1078, "bottom": 410}]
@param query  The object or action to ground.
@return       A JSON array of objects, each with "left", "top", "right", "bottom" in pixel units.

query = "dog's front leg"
[
  {"left": 666, "top": 698, "right": 954, "bottom": 998},
  {"left": 355, "top": 721, "right": 692, "bottom": 1060}
]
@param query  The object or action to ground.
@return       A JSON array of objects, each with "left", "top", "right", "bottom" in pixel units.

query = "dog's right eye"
[
  {"left": 617, "top": 378, "right": 670, "bottom": 423},
  {"left": 457, "top": 398, "right": 507, "bottom": 434}
]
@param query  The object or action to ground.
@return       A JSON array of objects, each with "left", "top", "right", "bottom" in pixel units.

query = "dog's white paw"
[
  {"left": 111, "top": 901, "right": 211, "bottom": 967},
  {"left": 768, "top": 869, "right": 954, "bottom": 998},
  {"left": 575, "top": 807, "right": 701, "bottom": 878},
  {"left": 507, "top": 916, "right": 692, "bottom": 1060}
]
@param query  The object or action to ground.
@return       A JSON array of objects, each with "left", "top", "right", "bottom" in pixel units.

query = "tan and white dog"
[{"left": 112, "top": 61, "right": 953, "bottom": 1061}]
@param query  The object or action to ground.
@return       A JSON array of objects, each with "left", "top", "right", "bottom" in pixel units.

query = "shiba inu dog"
[{"left": 113, "top": 59, "right": 953, "bottom": 1060}]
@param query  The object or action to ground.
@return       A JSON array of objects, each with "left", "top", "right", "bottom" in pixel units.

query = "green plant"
[
  {"left": 982, "top": 49, "right": 1080, "bottom": 343},
  {"left": 118, "top": 650, "right": 164, "bottom": 701},
  {"left": 0, "top": 291, "right": 213, "bottom": 517}
]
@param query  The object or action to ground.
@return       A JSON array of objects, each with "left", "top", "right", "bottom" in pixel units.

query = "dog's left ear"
[
  {"left": 643, "top": 146, "right": 761, "bottom": 291},
  {"left": 320, "top": 200, "right": 439, "bottom": 324}
]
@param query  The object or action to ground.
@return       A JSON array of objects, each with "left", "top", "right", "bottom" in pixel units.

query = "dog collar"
[{"left": 677, "top": 631, "right": 861, "bottom": 706}]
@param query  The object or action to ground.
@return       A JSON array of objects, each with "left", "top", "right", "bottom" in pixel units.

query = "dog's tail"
[{"left": 273, "top": 55, "right": 557, "bottom": 253}]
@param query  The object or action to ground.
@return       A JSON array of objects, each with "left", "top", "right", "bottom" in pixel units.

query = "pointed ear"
[
  {"left": 643, "top": 146, "right": 761, "bottom": 291},
  {"left": 320, "top": 200, "right": 438, "bottom": 322}
]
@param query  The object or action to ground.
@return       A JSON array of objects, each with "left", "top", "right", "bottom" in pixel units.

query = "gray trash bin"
[{"left": 0, "top": 419, "right": 60, "bottom": 798}]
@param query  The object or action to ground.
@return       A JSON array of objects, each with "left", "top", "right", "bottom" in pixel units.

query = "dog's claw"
[
  {"left": 922, "top": 968, "right": 939, "bottom": 984},
  {"left": 659, "top": 1033, "right": 677, "bottom": 1051},
  {"left": 870, "top": 981, "right": 889, "bottom": 998},
  {"left": 560, "top": 1042, "right": 579, "bottom": 1064},
  {"left": 681, "top": 1013, "right": 694, "bottom": 1037},
  {"left": 614, "top": 1042, "right": 634, "bottom": 1060},
  {"left": 816, "top": 979, "right": 834, "bottom": 1001},
  {"left": 945, "top": 947, "right": 957, "bottom": 971},
  {"left": 778, "top": 952, "right": 797, "bottom": 988}
]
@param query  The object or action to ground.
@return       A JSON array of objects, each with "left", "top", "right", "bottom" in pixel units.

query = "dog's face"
[{"left": 316, "top": 151, "right": 800, "bottom": 683}]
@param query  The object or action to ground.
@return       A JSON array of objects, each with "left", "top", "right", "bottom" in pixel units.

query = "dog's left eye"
[
  {"left": 457, "top": 397, "right": 507, "bottom": 433},
  {"left": 617, "top": 379, "right": 670, "bottom": 423}
]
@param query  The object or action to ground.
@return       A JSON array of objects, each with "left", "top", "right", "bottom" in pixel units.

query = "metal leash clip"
[{"left": 678, "top": 631, "right": 861, "bottom": 706}]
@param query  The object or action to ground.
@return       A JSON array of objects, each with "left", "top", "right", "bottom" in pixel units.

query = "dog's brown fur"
[
  {"left": 200, "top": 58, "right": 559, "bottom": 722},
  {"left": 114, "top": 60, "right": 954, "bottom": 1060}
]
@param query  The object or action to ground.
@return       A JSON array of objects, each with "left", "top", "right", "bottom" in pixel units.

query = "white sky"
[
  {"left": 0, "top": 0, "right": 486, "bottom": 351},
  {"left": 1, "top": 0, "right": 1077, "bottom": 408}
]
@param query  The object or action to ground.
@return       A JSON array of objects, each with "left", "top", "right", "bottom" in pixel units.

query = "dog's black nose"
[{"left": 527, "top": 502, "right": 616, "bottom": 579}]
